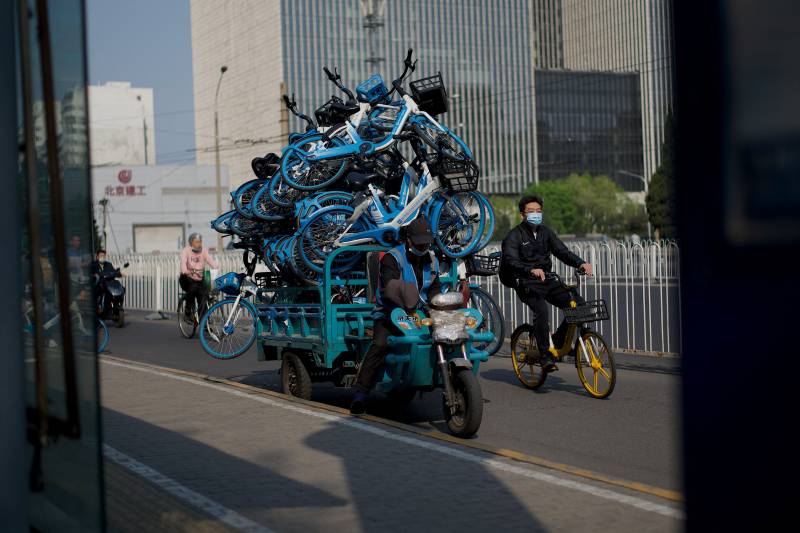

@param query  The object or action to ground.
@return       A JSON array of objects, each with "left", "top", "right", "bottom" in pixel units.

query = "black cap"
[{"left": 405, "top": 217, "right": 434, "bottom": 245}]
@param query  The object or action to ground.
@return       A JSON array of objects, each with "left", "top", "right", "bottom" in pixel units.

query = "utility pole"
[
  {"left": 214, "top": 65, "right": 228, "bottom": 252},
  {"left": 360, "top": 0, "right": 386, "bottom": 71},
  {"left": 99, "top": 198, "right": 109, "bottom": 249},
  {"left": 136, "top": 94, "right": 148, "bottom": 164}
]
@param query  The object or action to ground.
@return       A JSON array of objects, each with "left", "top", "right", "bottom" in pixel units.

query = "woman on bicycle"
[{"left": 179, "top": 233, "right": 218, "bottom": 319}]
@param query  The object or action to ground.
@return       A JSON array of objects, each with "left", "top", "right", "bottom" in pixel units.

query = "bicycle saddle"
[
  {"left": 342, "top": 171, "right": 380, "bottom": 191},
  {"left": 251, "top": 153, "right": 280, "bottom": 179}
]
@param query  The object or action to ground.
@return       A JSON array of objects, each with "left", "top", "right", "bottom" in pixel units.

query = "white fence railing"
[{"left": 110, "top": 239, "right": 680, "bottom": 356}]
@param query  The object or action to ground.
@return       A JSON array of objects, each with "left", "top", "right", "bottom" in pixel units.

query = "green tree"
[
  {"left": 518, "top": 173, "right": 648, "bottom": 238},
  {"left": 646, "top": 114, "right": 676, "bottom": 239}
]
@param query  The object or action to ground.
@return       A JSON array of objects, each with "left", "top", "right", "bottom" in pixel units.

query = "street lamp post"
[
  {"left": 617, "top": 170, "right": 652, "bottom": 239},
  {"left": 214, "top": 65, "right": 228, "bottom": 252}
]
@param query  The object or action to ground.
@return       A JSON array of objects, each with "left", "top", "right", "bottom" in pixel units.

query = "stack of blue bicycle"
[{"left": 211, "top": 49, "right": 495, "bottom": 285}]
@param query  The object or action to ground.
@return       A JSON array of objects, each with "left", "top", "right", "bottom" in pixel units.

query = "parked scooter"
[{"left": 96, "top": 262, "right": 129, "bottom": 327}]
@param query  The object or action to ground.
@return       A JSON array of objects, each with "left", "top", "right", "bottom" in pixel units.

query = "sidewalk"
[{"left": 100, "top": 357, "right": 682, "bottom": 533}]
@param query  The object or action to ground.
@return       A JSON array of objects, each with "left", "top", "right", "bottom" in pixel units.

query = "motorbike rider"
[
  {"left": 350, "top": 217, "right": 442, "bottom": 415},
  {"left": 91, "top": 249, "right": 124, "bottom": 318},
  {"left": 501, "top": 195, "right": 593, "bottom": 372},
  {"left": 179, "top": 233, "right": 219, "bottom": 319}
]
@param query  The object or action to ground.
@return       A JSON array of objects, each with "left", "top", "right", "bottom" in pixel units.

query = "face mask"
[
  {"left": 191, "top": 246, "right": 202, "bottom": 254},
  {"left": 98, "top": 257, "right": 106, "bottom": 263},
  {"left": 408, "top": 243, "right": 429, "bottom": 256},
  {"left": 526, "top": 212, "right": 542, "bottom": 226}
]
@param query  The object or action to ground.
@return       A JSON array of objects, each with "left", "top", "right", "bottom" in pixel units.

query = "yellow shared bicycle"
[{"left": 510, "top": 270, "right": 616, "bottom": 399}]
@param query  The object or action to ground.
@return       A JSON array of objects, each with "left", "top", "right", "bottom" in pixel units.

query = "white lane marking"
[
  {"left": 102, "top": 359, "right": 684, "bottom": 520},
  {"left": 104, "top": 444, "right": 275, "bottom": 533}
]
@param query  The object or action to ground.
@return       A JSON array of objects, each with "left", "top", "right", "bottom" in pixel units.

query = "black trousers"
[
  {"left": 516, "top": 278, "right": 585, "bottom": 355},
  {"left": 179, "top": 274, "right": 208, "bottom": 314},
  {"left": 355, "top": 318, "right": 401, "bottom": 393}
]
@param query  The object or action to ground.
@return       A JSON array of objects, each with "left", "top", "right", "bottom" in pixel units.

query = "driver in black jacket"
[{"left": 501, "top": 195, "right": 593, "bottom": 371}]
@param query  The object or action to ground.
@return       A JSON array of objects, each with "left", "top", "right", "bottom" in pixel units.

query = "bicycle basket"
[
  {"left": 254, "top": 271, "right": 284, "bottom": 289},
  {"left": 315, "top": 95, "right": 346, "bottom": 127},
  {"left": 563, "top": 300, "right": 609, "bottom": 324},
  {"left": 214, "top": 272, "right": 242, "bottom": 296},
  {"left": 432, "top": 156, "right": 480, "bottom": 192},
  {"left": 465, "top": 253, "right": 500, "bottom": 276},
  {"left": 410, "top": 72, "right": 448, "bottom": 116},
  {"left": 356, "top": 74, "right": 390, "bottom": 105}
]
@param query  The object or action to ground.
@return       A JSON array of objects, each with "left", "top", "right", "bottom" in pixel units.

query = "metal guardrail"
[{"left": 110, "top": 239, "right": 681, "bottom": 356}]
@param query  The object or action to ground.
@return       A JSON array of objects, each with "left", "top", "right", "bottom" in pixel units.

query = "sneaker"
[
  {"left": 540, "top": 354, "right": 559, "bottom": 373},
  {"left": 349, "top": 391, "right": 367, "bottom": 415}
]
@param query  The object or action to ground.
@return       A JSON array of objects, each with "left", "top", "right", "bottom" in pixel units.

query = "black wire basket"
[
  {"left": 465, "top": 253, "right": 500, "bottom": 276},
  {"left": 432, "top": 156, "right": 480, "bottom": 192},
  {"left": 410, "top": 72, "right": 449, "bottom": 116},
  {"left": 563, "top": 300, "right": 610, "bottom": 324},
  {"left": 315, "top": 96, "right": 347, "bottom": 127}
]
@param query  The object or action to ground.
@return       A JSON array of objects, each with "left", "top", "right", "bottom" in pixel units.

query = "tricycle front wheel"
[
  {"left": 281, "top": 352, "right": 312, "bottom": 400},
  {"left": 444, "top": 368, "right": 483, "bottom": 438}
]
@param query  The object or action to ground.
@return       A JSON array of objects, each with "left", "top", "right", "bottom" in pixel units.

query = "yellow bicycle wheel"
[
  {"left": 510, "top": 325, "right": 547, "bottom": 389},
  {"left": 575, "top": 329, "right": 616, "bottom": 398}
]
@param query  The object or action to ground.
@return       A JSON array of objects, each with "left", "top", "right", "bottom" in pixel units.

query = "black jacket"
[{"left": 501, "top": 223, "right": 584, "bottom": 280}]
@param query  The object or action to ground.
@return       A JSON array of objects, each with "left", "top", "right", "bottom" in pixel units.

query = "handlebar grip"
[
  {"left": 404, "top": 48, "right": 413, "bottom": 65},
  {"left": 323, "top": 66, "right": 335, "bottom": 80},
  {"left": 282, "top": 94, "right": 290, "bottom": 105}
]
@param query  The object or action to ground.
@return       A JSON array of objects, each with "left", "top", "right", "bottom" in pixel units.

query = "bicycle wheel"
[
  {"left": 199, "top": 299, "right": 257, "bottom": 360},
  {"left": 233, "top": 179, "right": 264, "bottom": 217},
  {"left": 97, "top": 318, "right": 109, "bottom": 353},
  {"left": 509, "top": 324, "right": 547, "bottom": 389},
  {"left": 297, "top": 206, "right": 366, "bottom": 273},
  {"left": 473, "top": 193, "right": 496, "bottom": 252},
  {"left": 252, "top": 175, "right": 295, "bottom": 220},
  {"left": 431, "top": 192, "right": 485, "bottom": 258},
  {"left": 280, "top": 134, "right": 349, "bottom": 191},
  {"left": 413, "top": 118, "right": 473, "bottom": 160},
  {"left": 177, "top": 296, "right": 196, "bottom": 338},
  {"left": 468, "top": 287, "right": 505, "bottom": 356},
  {"left": 575, "top": 329, "right": 616, "bottom": 399}
]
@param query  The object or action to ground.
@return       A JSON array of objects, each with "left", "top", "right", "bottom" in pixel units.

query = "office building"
[
  {"left": 534, "top": 69, "right": 643, "bottom": 189},
  {"left": 190, "top": 0, "right": 536, "bottom": 193},
  {"left": 88, "top": 81, "right": 156, "bottom": 166}
]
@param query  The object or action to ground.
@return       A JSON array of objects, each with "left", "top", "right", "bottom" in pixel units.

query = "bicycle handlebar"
[
  {"left": 282, "top": 93, "right": 316, "bottom": 130},
  {"left": 390, "top": 48, "right": 416, "bottom": 98},
  {"left": 323, "top": 66, "right": 355, "bottom": 102}
]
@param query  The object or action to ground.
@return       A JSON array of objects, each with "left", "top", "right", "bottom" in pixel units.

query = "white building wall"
[
  {"left": 190, "top": 0, "right": 284, "bottom": 191},
  {"left": 91, "top": 164, "right": 229, "bottom": 254},
  {"left": 88, "top": 82, "right": 156, "bottom": 166}
]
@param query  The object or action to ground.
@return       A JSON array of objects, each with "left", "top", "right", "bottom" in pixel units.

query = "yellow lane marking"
[{"left": 101, "top": 354, "right": 683, "bottom": 503}]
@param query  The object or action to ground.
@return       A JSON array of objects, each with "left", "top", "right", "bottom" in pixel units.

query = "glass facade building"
[
  {"left": 535, "top": 69, "right": 644, "bottom": 189},
  {"left": 280, "top": 0, "right": 537, "bottom": 194}
]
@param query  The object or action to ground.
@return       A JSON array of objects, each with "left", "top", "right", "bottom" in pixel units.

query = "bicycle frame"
[
  {"left": 331, "top": 162, "right": 442, "bottom": 247},
  {"left": 301, "top": 95, "right": 443, "bottom": 162}
]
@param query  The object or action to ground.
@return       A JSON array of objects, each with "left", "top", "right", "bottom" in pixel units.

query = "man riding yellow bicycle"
[{"left": 499, "top": 195, "right": 593, "bottom": 372}]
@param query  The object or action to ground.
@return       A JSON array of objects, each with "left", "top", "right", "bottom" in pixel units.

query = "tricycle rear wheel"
[
  {"left": 444, "top": 368, "right": 483, "bottom": 438},
  {"left": 281, "top": 352, "right": 312, "bottom": 400}
]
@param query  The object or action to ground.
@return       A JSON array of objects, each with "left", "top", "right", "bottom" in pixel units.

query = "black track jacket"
[{"left": 501, "top": 222, "right": 585, "bottom": 281}]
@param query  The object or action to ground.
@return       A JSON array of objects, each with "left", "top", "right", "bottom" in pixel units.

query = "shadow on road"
[
  {"left": 103, "top": 408, "right": 348, "bottom": 519},
  {"left": 479, "top": 367, "right": 590, "bottom": 397},
  {"left": 304, "top": 421, "right": 548, "bottom": 532}
]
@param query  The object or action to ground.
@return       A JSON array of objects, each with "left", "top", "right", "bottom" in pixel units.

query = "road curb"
[{"left": 100, "top": 354, "right": 684, "bottom": 504}]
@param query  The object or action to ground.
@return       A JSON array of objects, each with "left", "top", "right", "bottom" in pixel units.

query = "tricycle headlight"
[{"left": 465, "top": 316, "right": 478, "bottom": 329}]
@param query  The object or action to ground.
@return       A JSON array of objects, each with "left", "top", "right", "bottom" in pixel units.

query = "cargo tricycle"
[{"left": 249, "top": 245, "right": 493, "bottom": 438}]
